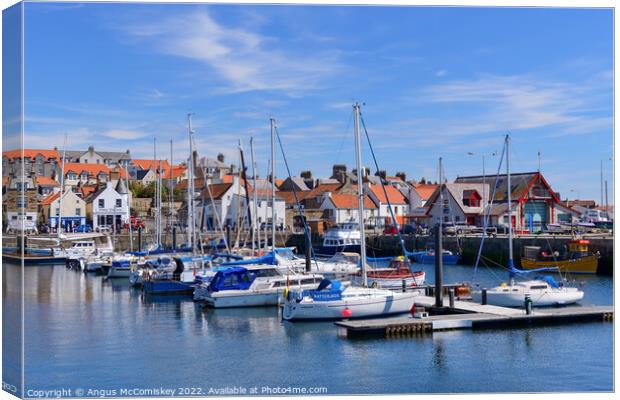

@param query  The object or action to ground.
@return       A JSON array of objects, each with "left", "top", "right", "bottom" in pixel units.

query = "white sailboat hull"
[
  {"left": 204, "top": 291, "right": 282, "bottom": 308},
  {"left": 471, "top": 285, "right": 584, "bottom": 307},
  {"left": 107, "top": 266, "right": 131, "bottom": 278},
  {"left": 283, "top": 289, "right": 417, "bottom": 321}
]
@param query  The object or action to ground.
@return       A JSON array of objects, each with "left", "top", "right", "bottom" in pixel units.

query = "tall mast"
[
  {"left": 438, "top": 157, "right": 443, "bottom": 232},
  {"left": 353, "top": 103, "right": 368, "bottom": 288},
  {"left": 158, "top": 159, "right": 163, "bottom": 247},
  {"left": 169, "top": 139, "right": 174, "bottom": 236},
  {"left": 506, "top": 134, "right": 514, "bottom": 280},
  {"left": 125, "top": 163, "right": 133, "bottom": 252},
  {"left": 58, "top": 133, "right": 67, "bottom": 238},
  {"left": 153, "top": 138, "right": 159, "bottom": 247},
  {"left": 187, "top": 113, "right": 195, "bottom": 253},
  {"left": 250, "top": 137, "right": 258, "bottom": 254},
  {"left": 270, "top": 118, "right": 276, "bottom": 250},
  {"left": 600, "top": 160, "right": 604, "bottom": 206},
  {"left": 239, "top": 140, "right": 252, "bottom": 237}
]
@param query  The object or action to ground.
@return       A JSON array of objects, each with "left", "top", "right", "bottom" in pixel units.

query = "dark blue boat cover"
[{"left": 207, "top": 267, "right": 255, "bottom": 292}]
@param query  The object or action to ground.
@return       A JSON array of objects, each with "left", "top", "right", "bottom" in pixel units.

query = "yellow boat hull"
[{"left": 521, "top": 255, "right": 598, "bottom": 274}]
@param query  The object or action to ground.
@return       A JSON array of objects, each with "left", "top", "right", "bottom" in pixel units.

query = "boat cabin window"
[
  {"left": 254, "top": 269, "right": 279, "bottom": 278},
  {"left": 529, "top": 285, "right": 548, "bottom": 290}
]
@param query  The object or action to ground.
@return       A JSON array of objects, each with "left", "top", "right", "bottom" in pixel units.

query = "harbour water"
[{"left": 3, "top": 262, "right": 613, "bottom": 395}]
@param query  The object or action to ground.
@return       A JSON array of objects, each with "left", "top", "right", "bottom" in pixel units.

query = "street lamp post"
[{"left": 569, "top": 189, "right": 580, "bottom": 201}]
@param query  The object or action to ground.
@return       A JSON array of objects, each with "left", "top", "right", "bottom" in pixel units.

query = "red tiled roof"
[
  {"left": 80, "top": 185, "right": 98, "bottom": 197},
  {"left": 3, "top": 149, "right": 60, "bottom": 160},
  {"left": 164, "top": 166, "right": 187, "bottom": 180},
  {"left": 36, "top": 176, "right": 59, "bottom": 187},
  {"left": 276, "top": 191, "right": 302, "bottom": 205},
  {"left": 133, "top": 159, "right": 171, "bottom": 171},
  {"left": 201, "top": 183, "right": 233, "bottom": 200},
  {"left": 40, "top": 192, "right": 60, "bottom": 205},
  {"left": 368, "top": 183, "right": 407, "bottom": 205},
  {"left": 63, "top": 163, "right": 110, "bottom": 176},
  {"left": 329, "top": 193, "right": 377, "bottom": 209},
  {"left": 307, "top": 183, "right": 342, "bottom": 197},
  {"left": 414, "top": 184, "right": 438, "bottom": 201}
]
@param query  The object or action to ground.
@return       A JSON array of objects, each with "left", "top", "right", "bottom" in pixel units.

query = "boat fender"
[{"left": 342, "top": 307, "right": 352, "bottom": 318}]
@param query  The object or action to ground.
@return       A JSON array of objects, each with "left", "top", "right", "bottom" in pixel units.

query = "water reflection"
[{"left": 6, "top": 263, "right": 613, "bottom": 394}]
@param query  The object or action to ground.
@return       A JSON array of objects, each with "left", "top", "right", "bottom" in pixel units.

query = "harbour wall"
[
  {"left": 71, "top": 231, "right": 613, "bottom": 276},
  {"left": 286, "top": 234, "right": 614, "bottom": 276}
]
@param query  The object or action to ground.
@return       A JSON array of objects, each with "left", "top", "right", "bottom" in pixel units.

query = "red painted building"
[{"left": 455, "top": 172, "right": 578, "bottom": 233}]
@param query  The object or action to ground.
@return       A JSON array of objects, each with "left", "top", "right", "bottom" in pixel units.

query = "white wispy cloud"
[
  {"left": 409, "top": 73, "right": 612, "bottom": 138},
  {"left": 102, "top": 129, "right": 150, "bottom": 140},
  {"left": 118, "top": 10, "right": 342, "bottom": 95}
]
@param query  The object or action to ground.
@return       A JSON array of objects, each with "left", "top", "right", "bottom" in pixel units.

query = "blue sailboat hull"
[
  {"left": 312, "top": 244, "right": 361, "bottom": 257},
  {"left": 142, "top": 280, "right": 195, "bottom": 295},
  {"left": 413, "top": 253, "right": 460, "bottom": 265}
]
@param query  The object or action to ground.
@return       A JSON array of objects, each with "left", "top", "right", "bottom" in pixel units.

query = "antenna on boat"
[{"left": 353, "top": 102, "right": 368, "bottom": 288}]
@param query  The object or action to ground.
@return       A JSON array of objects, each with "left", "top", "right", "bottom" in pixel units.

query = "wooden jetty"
[{"left": 335, "top": 296, "right": 614, "bottom": 338}]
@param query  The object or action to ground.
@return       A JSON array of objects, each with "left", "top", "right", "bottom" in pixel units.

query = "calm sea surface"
[{"left": 3, "top": 261, "right": 613, "bottom": 396}]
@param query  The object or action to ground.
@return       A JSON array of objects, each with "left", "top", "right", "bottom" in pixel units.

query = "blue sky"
[{"left": 12, "top": 3, "right": 614, "bottom": 201}]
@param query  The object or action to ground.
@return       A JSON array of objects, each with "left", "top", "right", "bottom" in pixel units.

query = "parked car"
[
  {"left": 124, "top": 216, "right": 145, "bottom": 230},
  {"left": 383, "top": 225, "right": 398, "bottom": 235},
  {"left": 96, "top": 225, "right": 113, "bottom": 233},
  {"left": 75, "top": 224, "right": 93, "bottom": 233},
  {"left": 259, "top": 222, "right": 284, "bottom": 231}
]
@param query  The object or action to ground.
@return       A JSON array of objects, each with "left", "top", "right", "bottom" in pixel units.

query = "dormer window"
[
  {"left": 80, "top": 172, "right": 89, "bottom": 181},
  {"left": 463, "top": 190, "right": 481, "bottom": 207},
  {"left": 67, "top": 172, "right": 77, "bottom": 180}
]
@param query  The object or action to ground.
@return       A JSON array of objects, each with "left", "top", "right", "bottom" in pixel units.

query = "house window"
[
  {"left": 55, "top": 208, "right": 60, "bottom": 216},
  {"left": 99, "top": 199, "right": 105, "bottom": 208},
  {"left": 444, "top": 216, "right": 450, "bottom": 223},
  {"left": 68, "top": 173, "right": 77, "bottom": 180},
  {"left": 17, "top": 196, "right": 27, "bottom": 208},
  {"left": 115, "top": 199, "right": 122, "bottom": 208},
  {"left": 80, "top": 173, "right": 88, "bottom": 181},
  {"left": 76, "top": 208, "right": 81, "bottom": 216},
  {"left": 455, "top": 216, "right": 460, "bottom": 222}
]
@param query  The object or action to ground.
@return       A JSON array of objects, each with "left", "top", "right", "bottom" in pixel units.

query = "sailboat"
[
  {"left": 470, "top": 135, "right": 584, "bottom": 307},
  {"left": 282, "top": 103, "right": 418, "bottom": 321}
]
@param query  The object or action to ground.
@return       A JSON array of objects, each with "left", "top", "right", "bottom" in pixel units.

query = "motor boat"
[{"left": 196, "top": 265, "right": 324, "bottom": 308}]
